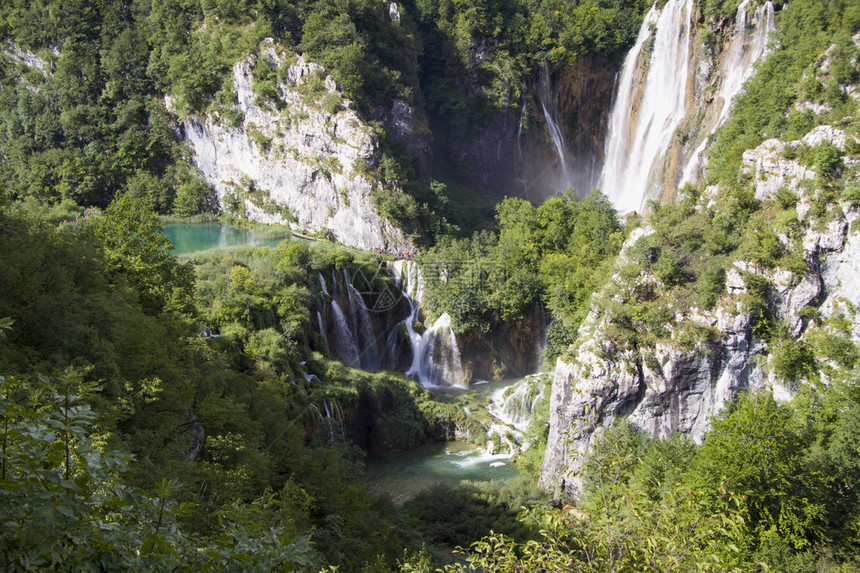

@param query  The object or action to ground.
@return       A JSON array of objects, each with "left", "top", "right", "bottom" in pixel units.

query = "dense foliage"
[
  {"left": 449, "top": 385, "right": 860, "bottom": 571},
  {"left": 0, "top": 200, "right": 492, "bottom": 570},
  {"left": 421, "top": 190, "right": 624, "bottom": 362}
]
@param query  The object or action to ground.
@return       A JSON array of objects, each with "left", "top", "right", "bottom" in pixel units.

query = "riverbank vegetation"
[{"left": 0, "top": 200, "right": 524, "bottom": 570}]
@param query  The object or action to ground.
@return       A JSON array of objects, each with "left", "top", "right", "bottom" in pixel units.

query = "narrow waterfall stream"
[
  {"left": 345, "top": 271, "right": 380, "bottom": 370},
  {"left": 538, "top": 64, "right": 573, "bottom": 192},
  {"left": 600, "top": 0, "right": 693, "bottom": 214}
]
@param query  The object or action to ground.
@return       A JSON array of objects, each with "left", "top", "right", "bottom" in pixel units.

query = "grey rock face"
[{"left": 175, "top": 41, "right": 412, "bottom": 252}]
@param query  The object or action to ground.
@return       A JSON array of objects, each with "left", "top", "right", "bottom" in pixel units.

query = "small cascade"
[
  {"left": 537, "top": 65, "right": 573, "bottom": 192},
  {"left": 319, "top": 269, "right": 381, "bottom": 369},
  {"left": 600, "top": 0, "right": 693, "bottom": 214},
  {"left": 321, "top": 399, "right": 347, "bottom": 443},
  {"left": 407, "top": 313, "right": 469, "bottom": 388},
  {"left": 346, "top": 278, "right": 380, "bottom": 370},
  {"left": 319, "top": 270, "right": 361, "bottom": 365},
  {"left": 322, "top": 400, "right": 335, "bottom": 442},
  {"left": 330, "top": 299, "right": 361, "bottom": 367},
  {"left": 533, "top": 306, "right": 548, "bottom": 369},
  {"left": 490, "top": 375, "right": 547, "bottom": 434},
  {"left": 387, "top": 260, "right": 469, "bottom": 388},
  {"left": 316, "top": 310, "right": 326, "bottom": 342},
  {"left": 682, "top": 0, "right": 776, "bottom": 184}
]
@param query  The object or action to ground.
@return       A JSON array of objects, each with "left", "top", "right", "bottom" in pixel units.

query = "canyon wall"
[{"left": 176, "top": 41, "right": 413, "bottom": 252}]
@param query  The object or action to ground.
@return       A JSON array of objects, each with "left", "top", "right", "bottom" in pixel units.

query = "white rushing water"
[
  {"left": 320, "top": 271, "right": 361, "bottom": 367},
  {"left": 330, "top": 299, "right": 361, "bottom": 367},
  {"left": 319, "top": 269, "right": 383, "bottom": 369},
  {"left": 345, "top": 270, "right": 379, "bottom": 370},
  {"left": 387, "top": 260, "right": 469, "bottom": 388},
  {"left": 681, "top": 0, "right": 776, "bottom": 184},
  {"left": 489, "top": 375, "right": 547, "bottom": 434},
  {"left": 600, "top": 0, "right": 693, "bottom": 214}
]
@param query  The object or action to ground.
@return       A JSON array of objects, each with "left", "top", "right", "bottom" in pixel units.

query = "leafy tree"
[
  {"left": 688, "top": 393, "right": 828, "bottom": 551},
  {"left": 93, "top": 193, "right": 194, "bottom": 315}
]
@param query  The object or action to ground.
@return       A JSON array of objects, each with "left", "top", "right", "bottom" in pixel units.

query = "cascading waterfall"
[
  {"left": 322, "top": 400, "right": 335, "bottom": 442},
  {"left": 681, "top": 0, "right": 776, "bottom": 184},
  {"left": 717, "top": 0, "right": 776, "bottom": 124},
  {"left": 387, "top": 260, "right": 469, "bottom": 388},
  {"left": 316, "top": 310, "right": 326, "bottom": 341},
  {"left": 346, "top": 278, "right": 380, "bottom": 370},
  {"left": 538, "top": 65, "right": 573, "bottom": 192},
  {"left": 490, "top": 375, "right": 547, "bottom": 434},
  {"left": 320, "top": 271, "right": 361, "bottom": 366},
  {"left": 330, "top": 299, "right": 361, "bottom": 367},
  {"left": 408, "top": 313, "right": 468, "bottom": 388},
  {"left": 600, "top": 0, "right": 693, "bottom": 214},
  {"left": 319, "top": 270, "right": 380, "bottom": 369},
  {"left": 322, "top": 399, "right": 347, "bottom": 442}
]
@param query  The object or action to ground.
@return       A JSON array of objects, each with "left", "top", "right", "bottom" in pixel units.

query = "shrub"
[{"left": 770, "top": 337, "right": 817, "bottom": 382}]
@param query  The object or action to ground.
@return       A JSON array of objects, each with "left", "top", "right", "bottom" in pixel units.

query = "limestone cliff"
[
  {"left": 540, "top": 125, "right": 860, "bottom": 498},
  {"left": 175, "top": 41, "right": 412, "bottom": 252}
]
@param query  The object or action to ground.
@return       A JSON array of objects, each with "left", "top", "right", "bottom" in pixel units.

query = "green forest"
[{"left": 1, "top": 0, "right": 860, "bottom": 570}]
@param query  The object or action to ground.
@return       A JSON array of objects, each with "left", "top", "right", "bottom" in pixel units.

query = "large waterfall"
[
  {"left": 681, "top": 0, "right": 776, "bottom": 184},
  {"left": 600, "top": 0, "right": 693, "bottom": 214}
]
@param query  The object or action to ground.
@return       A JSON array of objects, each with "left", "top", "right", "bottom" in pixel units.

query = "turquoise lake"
[{"left": 162, "top": 223, "right": 292, "bottom": 255}]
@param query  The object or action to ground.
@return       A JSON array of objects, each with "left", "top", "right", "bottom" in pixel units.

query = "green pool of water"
[
  {"left": 364, "top": 441, "right": 520, "bottom": 504},
  {"left": 162, "top": 222, "right": 292, "bottom": 255}
]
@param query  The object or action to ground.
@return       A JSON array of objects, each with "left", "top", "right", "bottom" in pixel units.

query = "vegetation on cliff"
[{"left": 420, "top": 190, "right": 625, "bottom": 364}]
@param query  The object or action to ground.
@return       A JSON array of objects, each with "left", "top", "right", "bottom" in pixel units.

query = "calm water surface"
[
  {"left": 364, "top": 441, "right": 520, "bottom": 504},
  {"left": 163, "top": 223, "right": 291, "bottom": 255},
  {"left": 364, "top": 379, "right": 524, "bottom": 504}
]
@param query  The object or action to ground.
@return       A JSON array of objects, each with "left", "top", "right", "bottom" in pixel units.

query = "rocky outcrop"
[
  {"left": 540, "top": 127, "right": 860, "bottom": 498},
  {"left": 176, "top": 40, "right": 412, "bottom": 252},
  {"left": 459, "top": 307, "right": 548, "bottom": 381},
  {"left": 385, "top": 98, "right": 433, "bottom": 178},
  {"left": 2, "top": 42, "right": 56, "bottom": 78}
]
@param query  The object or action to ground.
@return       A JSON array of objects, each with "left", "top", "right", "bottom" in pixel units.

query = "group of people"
[{"left": 377, "top": 247, "right": 416, "bottom": 259}]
